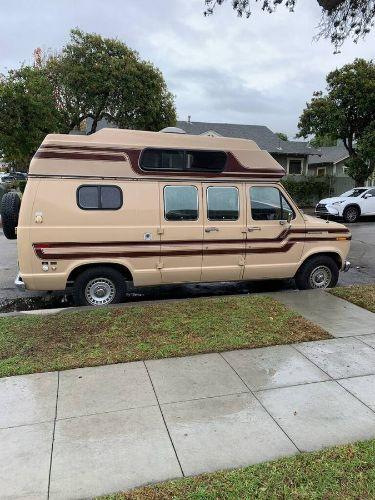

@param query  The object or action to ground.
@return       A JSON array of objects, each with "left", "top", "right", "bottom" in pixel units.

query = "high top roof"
[
  {"left": 29, "top": 128, "right": 285, "bottom": 181},
  {"left": 44, "top": 128, "right": 261, "bottom": 151}
]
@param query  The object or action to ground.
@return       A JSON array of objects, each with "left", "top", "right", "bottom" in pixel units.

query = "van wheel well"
[
  {"left": 67, "top": 263, "right": 133, "bottom": 286},
  {"left": 298, "top": 252, "right": 342, "bottom": 273}
]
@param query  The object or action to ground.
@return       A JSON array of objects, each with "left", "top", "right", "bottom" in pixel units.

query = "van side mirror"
[{"left": 287, "top": 211, "right": 293, "bottom": 223}]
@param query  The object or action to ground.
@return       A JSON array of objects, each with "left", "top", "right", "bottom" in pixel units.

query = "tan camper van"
[{"left": 2, "top": 128, "right": 351, "bottom": 306}]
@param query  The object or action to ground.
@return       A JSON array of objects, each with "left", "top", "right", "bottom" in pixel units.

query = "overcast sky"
[{"left": 1, "top": 0, "right": 374, "bottom": 137}]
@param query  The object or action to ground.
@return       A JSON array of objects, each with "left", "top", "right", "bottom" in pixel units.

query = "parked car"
[
  {"left": 1, "top": 128, "right": 351, "bottom": 306},
  {"left": 316, "top": 187, "right": 375, "bottom": 223},
  {"left": 1, "top": 172, "right": 27, "bottom": 183}
]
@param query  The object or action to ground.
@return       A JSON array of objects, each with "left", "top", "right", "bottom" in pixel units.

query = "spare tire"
[{"left": 1, "top": 192, "right": 21, "bottom": 239}]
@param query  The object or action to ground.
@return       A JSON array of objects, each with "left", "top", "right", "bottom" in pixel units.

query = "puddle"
[{"left": 0, "top": 279, "right": 295, "bottom": 313}]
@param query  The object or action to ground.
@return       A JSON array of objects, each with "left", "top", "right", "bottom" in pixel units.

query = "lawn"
[
  {"left": 102, "top": 439, "right": 375, "bottom": 500},
  {"left": 0, "top": 295, "right": 328, "bottom": 378},
  {"left": 330, "top": 284, "right": 375, "bottom": 313}
]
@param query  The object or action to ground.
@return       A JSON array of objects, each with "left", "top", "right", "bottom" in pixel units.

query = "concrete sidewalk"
[
  {"left": 270, "top": 289, "right": 375, "bottom": 337},
  {"left": 2, "top": 333, "right": 375, "bottom": 499},
  {"left": 2, "top": 290, "right": 375, "bottom": 499}
]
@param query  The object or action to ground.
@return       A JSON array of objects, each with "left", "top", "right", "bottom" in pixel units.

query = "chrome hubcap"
[
  {"left": 346, "top": 208, "right": 357, "bottom": 222},
  {"left": 309, "top": 265, "right": 332, "bottom": 289},
  {"left": 85, "top": 278, "right": 116, "bottom": 306}
]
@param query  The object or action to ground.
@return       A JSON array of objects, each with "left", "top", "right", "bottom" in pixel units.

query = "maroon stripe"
[
  {"left": 33, "top": 227, "right": 349, "bottom": 251},
  {"left": 33, "top": 236, "right": 348, "bottom": 260},
  {"left": 34, "top": 151, "right": 125, "bottom": 162}
]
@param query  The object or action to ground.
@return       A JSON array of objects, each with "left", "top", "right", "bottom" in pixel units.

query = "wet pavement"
[
  {"left": 1, "top": 217, "right": 374, "bottom": 312},
  {"left": 2, "top": 329, "right": 375, "bottom": 499}
]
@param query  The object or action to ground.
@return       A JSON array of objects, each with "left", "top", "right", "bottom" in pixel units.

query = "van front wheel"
[
  {"left": 73, "top": 267, "right": 127, "bottom": 307},
  {"left": 295, "top": 256, "right": 339, "bottom": 290}
]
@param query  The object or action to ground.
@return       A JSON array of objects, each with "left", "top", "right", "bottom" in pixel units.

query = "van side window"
[
  {"left": 77, "top": 185, "right": 123, "bottom": 210},
  {"left": 164, "top": 186, "right": 198, "bottom": 221},
  {"left": 250, "top": 187, "right": 294, "bottom": 221},
  {"left": 141, "top": 149, "right": 226, "bottom": 173},
  {"left": 207, "top": 187, "right": 239, "bottom": 221}
]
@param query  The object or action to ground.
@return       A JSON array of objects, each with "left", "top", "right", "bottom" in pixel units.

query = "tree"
[
  {"left": 297, "top": 59, "right": 375, "bottom": 185},
  {"left": 204, "top": 0, "right": 375, "bottom": 51},
  {"left": 310, "top": 133, "right": 337, "bottom": 148},
  {"left": 0, "top": 66, "right": 66, "bottom": 171},
  {"left": 275, "top": 132, "right": 288, "bottom": 141},
  {"left": 46, "top": 29, "right": 176, "bottom": 134}
]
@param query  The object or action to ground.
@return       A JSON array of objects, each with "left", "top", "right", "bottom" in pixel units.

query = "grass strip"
[{"left": 0, "top": 295, "right": 328, "bottom": 378}]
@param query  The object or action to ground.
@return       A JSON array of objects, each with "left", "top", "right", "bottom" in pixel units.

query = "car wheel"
[
  {"left": 73, "top": 266, "right": 127, "bottom": 307},
  {"left": 343, "top": 205, "right": 359, "bottom": 223},
  {"left": 295, "top": 255, "right": 339, "bottom": 290},
  {"left": 1, "top": 191, "right": 21, "bottom": 240}
]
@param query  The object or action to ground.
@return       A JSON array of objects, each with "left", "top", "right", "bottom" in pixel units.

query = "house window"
[
  {"left": 77, "top": 185, "right": 123, "bottom": 210},
  {"left": 317, "top": 167, "right": 326, "bottom": 177},
  {"left": 287, "top": 159, "right": 303, "bottom": 175},
  {"left": 140, "top": 148, "right": 227, "bottom": 173}
]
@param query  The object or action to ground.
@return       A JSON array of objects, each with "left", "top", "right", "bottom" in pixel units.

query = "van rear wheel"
[
  {"left": 73, "top": 267, "right": 127, "bottom": 307},
  {"left": 295, "top": 255, "right": 339, "bottom": 290}
]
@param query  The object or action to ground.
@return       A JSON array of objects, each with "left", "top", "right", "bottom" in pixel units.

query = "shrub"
[{"left": 282, "top": 175, "right": 333, "bottom": 207}]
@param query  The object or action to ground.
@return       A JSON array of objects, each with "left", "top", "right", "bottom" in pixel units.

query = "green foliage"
[
  {"left": 204, "top": 1, "right": 375, "bottom": 50},
  {"left": 46, "top": 29, "right": 177, "bottom": 134},
  {"left": 275, "top": 132, "right": 288, "bottom": 141},
  {"left": 0, "top": 30, "right": 176, "bottom": 171},
  {"left": 0, "top": 66, "right": 66, "bottom": 170},
  {"left": 281, "top": 175, "right": 332, "bottom": 207},
  {"left": 298, "top": 59, "right": 375, "bottom": 186},
  {"left": 310, "top": 133, "right": 337, "bottom": 148}
]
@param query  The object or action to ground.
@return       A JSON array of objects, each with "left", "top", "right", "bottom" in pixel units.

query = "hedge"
[{"left": 281, "top": 176, "right": 333, "bottom": 207}]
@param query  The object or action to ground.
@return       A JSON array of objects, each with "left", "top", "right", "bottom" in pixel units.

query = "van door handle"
[
  {"left": 205, "top": 227, "right": 219, "bottom": 233},
  {"left": 248, "top": 226, "right": 261, "bottom": 232}
]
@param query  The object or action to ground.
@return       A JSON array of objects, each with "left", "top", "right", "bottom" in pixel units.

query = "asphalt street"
[{"left": 0, "top": 218, "right": 374, "bottom": 309}]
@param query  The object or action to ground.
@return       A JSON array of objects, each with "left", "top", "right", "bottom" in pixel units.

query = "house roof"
[
  {"left": 308, "top": 145, "right": 349, "bottom": 165},
  {"left": 176, "top": 121, "right": 319, "bottom": 156}
]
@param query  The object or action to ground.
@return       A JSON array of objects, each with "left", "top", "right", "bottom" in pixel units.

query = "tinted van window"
[
  {"left": 207, "top": 187, "right": 239, "bottom": 221},
  {"left": 250, "top": 187, "right": 293, "bottom": 221},
  {"left": 77, "top": 185, "right": 122, "bottom": 210},
  {"left": 164, "top": 186, "right": 198, "bottom": 221},
  {"left": 141, "top": 149, "right": 226, "bottom": 173}
]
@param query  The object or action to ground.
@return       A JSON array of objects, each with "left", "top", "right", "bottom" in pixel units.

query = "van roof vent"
[{"left": 160, "top": 126, "right": 187, "bottom": 134}]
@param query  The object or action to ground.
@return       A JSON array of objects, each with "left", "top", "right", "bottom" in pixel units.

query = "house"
[
  {"left": 308, "top": 144, "right": 350, "bottom": 177},
  {"left": 308, "top": 143, "right": 374, "bottom": 193},
  {"left": 176, "top": 120, "right": 320, "bottom": 176}
]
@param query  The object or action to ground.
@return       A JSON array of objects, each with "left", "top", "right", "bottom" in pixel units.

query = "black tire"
[
  {"left": 343, "top": 205, "right": 359, "bottom": 223},
  {"left": 72, "top": 266, "right": 127, "bottom": 307},
  {"left": 295, "top": 255, "right": 339, "bottom": 290},
  {"left": 1, "top": 192, "right": 21, "bottom": 239}
]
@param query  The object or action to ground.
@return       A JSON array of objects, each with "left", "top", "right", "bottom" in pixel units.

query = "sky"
[{"left": 0, "top": 0, "right": 374, "bottom": 138}]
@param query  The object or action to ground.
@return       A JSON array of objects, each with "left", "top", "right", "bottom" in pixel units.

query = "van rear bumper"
[{"left": 14, "top": 273, "right": 26, "bottom": 291}]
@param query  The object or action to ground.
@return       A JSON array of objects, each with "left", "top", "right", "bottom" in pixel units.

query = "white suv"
[{"left": 316, "top": 187, "right": 375, "bottom": 223}]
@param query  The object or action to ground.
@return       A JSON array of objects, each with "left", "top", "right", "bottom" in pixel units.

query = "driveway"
[{"left": 1, "top": 219, "right": 374, "bottom": 308}]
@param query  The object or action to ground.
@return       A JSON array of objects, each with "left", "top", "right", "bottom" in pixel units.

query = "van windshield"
[{"left": 341, "top": 188, "right": 367, "bottom": 197}]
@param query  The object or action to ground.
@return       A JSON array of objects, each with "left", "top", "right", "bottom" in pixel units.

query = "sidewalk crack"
[
  {"left": 143, "top": 361, "right": 185, "bottom": 477},
  {"left": 47, "top": 371, "right": 60, "bottom": 499}
]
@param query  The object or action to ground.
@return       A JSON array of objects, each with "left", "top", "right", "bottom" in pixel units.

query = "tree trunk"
[{"left": 317, "top": 0, "right": 345, "bottom": 12}]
